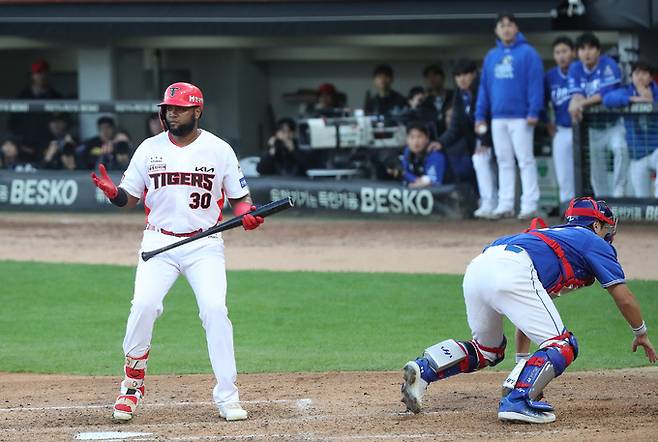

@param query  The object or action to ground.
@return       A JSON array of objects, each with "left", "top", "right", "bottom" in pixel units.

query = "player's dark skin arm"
[
  {"left": 607, "top": 283, "right": 657, "bottom": 363},
  {"left": 228, "top": 194, "right": 254, "bottom": 208}
]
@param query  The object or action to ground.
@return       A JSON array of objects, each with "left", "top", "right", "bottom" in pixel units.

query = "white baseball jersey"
[{"left": 120, "top": 130, "right": 248, "bottom": 233}]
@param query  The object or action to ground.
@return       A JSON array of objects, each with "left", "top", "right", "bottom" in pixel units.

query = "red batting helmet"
[
  {"left": 159, "top": 82, "right": 204, "bottom": 110},
  {"left": 158, "top": 82, "right": 204, "bottom": 131}
]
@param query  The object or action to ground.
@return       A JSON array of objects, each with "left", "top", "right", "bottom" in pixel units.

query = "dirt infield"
[
  {"left": 1, "top": 212, "right": 658, "bottom": 278},
  {"left": 1, "top": 369, "right": 657, "bottom": 441},
  {"left": 1, "top": 212, "right": 657, "bottom": 441}
]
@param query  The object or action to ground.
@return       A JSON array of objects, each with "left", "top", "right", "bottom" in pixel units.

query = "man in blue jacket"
[
  {"left": 475, "top": 13, "right": 543, "bottom": 220},
  {"left": 603, "top": 60, "right": 658, "bottom": 198},
  {"left": 545, "top": 36, "right": 576, "bottom": 205},
  {"left": 568, "top": 32, "right": 628, "bottom": 198},
  {"left": 401, "top": 122, "right": 446, "bottom": 188}
]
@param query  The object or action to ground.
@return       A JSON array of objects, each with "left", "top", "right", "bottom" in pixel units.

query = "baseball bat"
[{"left": 141, "top": 196, "right": 294, "bottom": 262}]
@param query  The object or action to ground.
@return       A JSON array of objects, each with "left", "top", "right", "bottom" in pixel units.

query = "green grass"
[{"left": 0, "top": 260, "right": 655, "bottom": 375}]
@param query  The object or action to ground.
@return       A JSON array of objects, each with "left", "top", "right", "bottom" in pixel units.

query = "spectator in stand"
[
  {"left": 41, "top": 140, "right": 78, "bottom": 170},
  {"left": 39, "top": 113, "right": 76, "bottom": 168},
  {"left": 364, "top": 64, "right": 407, "bottom": 117},
  {"left": 545, "top": 36, "right": 576, "bottom": 205},
  {"left": 146, "top": 113, "right": 164, "bottom": 138},
  {"left": 0, "top": 139, "right": 35, "bottom": 171},
  {"left": 98, "top": 140, "right": 132, "bottom": 171},
  {"left": 568, "top": 32, "right": 628, "bottom": 198},
  {"left": 475, "top": 12, "right": 544, "bottom": 220},
  {"left": 8, "top": 59, "right": 64, "bottom": 164},
  {"left": 76, "top": 116, "right": 117, "bottom": 170},
  {"left": 423, "top": 64, "right": 454, "bottom": 136},
  {"left": 401, "top": 121, "right": 446, "bottom": 188},
  {"left": 431, "top": 59, "right": 483, "bottom": 198},
  {"left": 257, "top": 118, "right": 309, "bottom": 176},
  {"left": 399, "top": 86, "right": 438, "bottom": 136},
  {"left": 603, "top": 61, "right": 658, "bottom": 198}
]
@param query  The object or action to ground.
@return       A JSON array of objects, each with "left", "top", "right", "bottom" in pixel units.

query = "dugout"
[
  {"left": 0, "top": 1, "right": 657, "bottom": 219},
  {"left": 0, "top": 0, "right": 656, "bottom": 151}
]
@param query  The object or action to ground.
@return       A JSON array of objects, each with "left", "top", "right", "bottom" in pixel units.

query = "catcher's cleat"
[
  {"left": 401, "top": 360, "right": 427, "bottom": 414},
  {"left": 218, "top": 402, "right": 248, "bottom": 421},
  {"left": 498, "top": 395, "right": 556, "bottom": 424},
  {"left": 113, "top": 390, "right": 141, "bottom": 421}
]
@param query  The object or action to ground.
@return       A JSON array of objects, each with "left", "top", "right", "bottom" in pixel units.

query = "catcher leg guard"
[
  {"left": 401, "top": 338, "right": 505, "bottom": 413},
  {"left": 499, "top": 330, "right": 578, "bottom": 422},
  {"left": 113, "top": 352, "right": 149, "bottom": 421}
]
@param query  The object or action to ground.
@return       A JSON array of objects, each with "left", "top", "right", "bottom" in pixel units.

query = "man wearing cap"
[
  {"left": 401, "top": 197, "right": 656, "bottom": 424},
  {"left": 8, "top": 59, "right": 63, "bottom": 164},
  {"left": 603, "top": 61, "right": 658, "bottom": 198}
]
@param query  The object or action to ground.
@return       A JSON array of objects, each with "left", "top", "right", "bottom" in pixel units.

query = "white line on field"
[{"left": 0, "top": 398, "right": 310, "bottom": 413}]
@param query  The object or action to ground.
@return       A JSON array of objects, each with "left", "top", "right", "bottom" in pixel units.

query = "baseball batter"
[
  {"left": 400, "top": 197, "right": 656, "bottom": 423},
  {"left": 91, "top": 82, "right": 263, "bottom": 422}
]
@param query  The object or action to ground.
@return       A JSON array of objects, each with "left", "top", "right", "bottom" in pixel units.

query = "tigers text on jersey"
[{"left": 119, "top": 130, "right": 249, "bottom": 233}]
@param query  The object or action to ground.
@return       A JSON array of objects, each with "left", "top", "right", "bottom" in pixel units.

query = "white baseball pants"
[
  {"left": 462, "top": 245, "right": 565, "bottom": 349},
  {"left": 588, "top": 123, "right": 629, "bottom": 198},
  {"left": 491, "top": 119, "right": 540, "bottom": 214},
  {"left": 552, "top": 126, "right": 575, "bottom": 204},
  {"left": 629, "top": 149, "right": 658, "bottom": 198},
  {"left": 123, "top": 230, "right": 240, "bottom": 406},
  {"left": 472, "top": 145, "right": 497, "bottom": 212}
]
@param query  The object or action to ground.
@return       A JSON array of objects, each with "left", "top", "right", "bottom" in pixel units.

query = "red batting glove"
[
  {"left": 90, "top": 164, "right": 118, "bottom": 199},
  {"left": 233, "top": 202, "right": 264, "bottom": 231}
]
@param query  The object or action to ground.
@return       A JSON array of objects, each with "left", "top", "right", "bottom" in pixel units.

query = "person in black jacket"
[
  {"left": 257, "top": 118, "right": 310, "bottom": 176},
  {"left": 431, "top": 59, "right": 497, "bottom": 217}
]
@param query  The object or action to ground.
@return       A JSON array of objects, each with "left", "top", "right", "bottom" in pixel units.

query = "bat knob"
[{"left": 141, "top": 252, "right": 152, "bottom": 262}]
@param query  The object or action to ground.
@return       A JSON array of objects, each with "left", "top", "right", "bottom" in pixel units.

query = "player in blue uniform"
[
  {"left": 568, "top": 32, "right": 628, "bottom": 197},
  {"left": 603, "top": 60, "right": 658, "bottom": 198},
  {"left": 400, "top": 197, "right": 656, "bottom": 424},
  {"left": 545, "top": 36, "right": 575, "bottom": 205},
  {"left": 475, "top": 13, "right": 543, "bottom": 219},
  {"left": 401, "top": 122, "right": 446, "bottom": 188}
]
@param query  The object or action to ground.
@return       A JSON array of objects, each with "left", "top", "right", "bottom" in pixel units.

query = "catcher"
[{"left": 401, "top": 197, "right": 656, "bottom": 423}]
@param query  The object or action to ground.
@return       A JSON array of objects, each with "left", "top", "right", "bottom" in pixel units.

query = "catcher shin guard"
[
  {"left": 506, "top": 330, "right": 578, "bottom": 411},
  {"left": 113, "top": 351, "right": 149, "bottom": 421},
  {"left": 418, "top": 337, "right": 506, "bottom": 383}
]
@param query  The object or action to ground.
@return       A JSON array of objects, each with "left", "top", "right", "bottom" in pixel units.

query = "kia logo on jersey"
[{"left": 195, "top": 166, "right": 214, "bottom": 173}]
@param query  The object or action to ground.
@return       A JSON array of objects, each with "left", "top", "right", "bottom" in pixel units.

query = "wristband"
[
  {"left": 110, "top": 187, "right": 128, "bottom": 207},
  {"left": 632, "top": 321, "right": 647, "bottom": 337}
]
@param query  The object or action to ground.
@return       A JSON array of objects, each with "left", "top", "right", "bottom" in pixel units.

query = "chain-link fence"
[{"left": 576, "top": 103, "right": 658, "bottom": 200}]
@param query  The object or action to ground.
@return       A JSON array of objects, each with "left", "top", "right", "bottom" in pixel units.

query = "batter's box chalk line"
[
  {"left": 0, "top": 398, "right": 312, "bottom": 413},
  {"left": 75, "top": 431, "right": 154, "bottom": 440}
]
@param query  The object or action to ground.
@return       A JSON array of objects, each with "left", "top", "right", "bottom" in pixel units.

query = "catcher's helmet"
[
  {"left": 564, "top": 197, "right": 617, "bottom": 242},
  {"left": 158, "top": 82, "right": 203, "bottom": 131}
]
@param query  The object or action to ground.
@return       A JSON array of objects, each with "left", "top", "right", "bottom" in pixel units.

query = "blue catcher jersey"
[
  {"left": 545, "top": 66, "right": 572, "bottom": 128},
  {"left": 489, "top": 225, "right": 625, "bottom": 291}
]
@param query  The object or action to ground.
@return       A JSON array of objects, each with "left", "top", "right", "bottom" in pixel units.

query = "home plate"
[{"left": 75, "top": 431, "right": 154, "bottom": 440}]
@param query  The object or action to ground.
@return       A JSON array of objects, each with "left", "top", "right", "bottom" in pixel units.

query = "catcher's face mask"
[{"left": 565, "top": 197, "right": 618, "bottom": 243}]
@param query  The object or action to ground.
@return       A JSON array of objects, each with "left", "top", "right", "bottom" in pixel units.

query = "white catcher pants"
[
  {"left": 552, "top": 126, "right": 575, "bottom": 204},
  {"left": 123, "top": 230, "right": 240, "bottom": 406},
  {"left": 491, "top": 119, "right": 540, "bottom": 213},
  {"left": 462, "top": 245, "right": 565, "bottom": 349},
  {"left": 629, "top": 149, "right": 658, "bottom": 198},
  {"left": 588, "top": 122, "right": 629, "bottom": 198}
]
